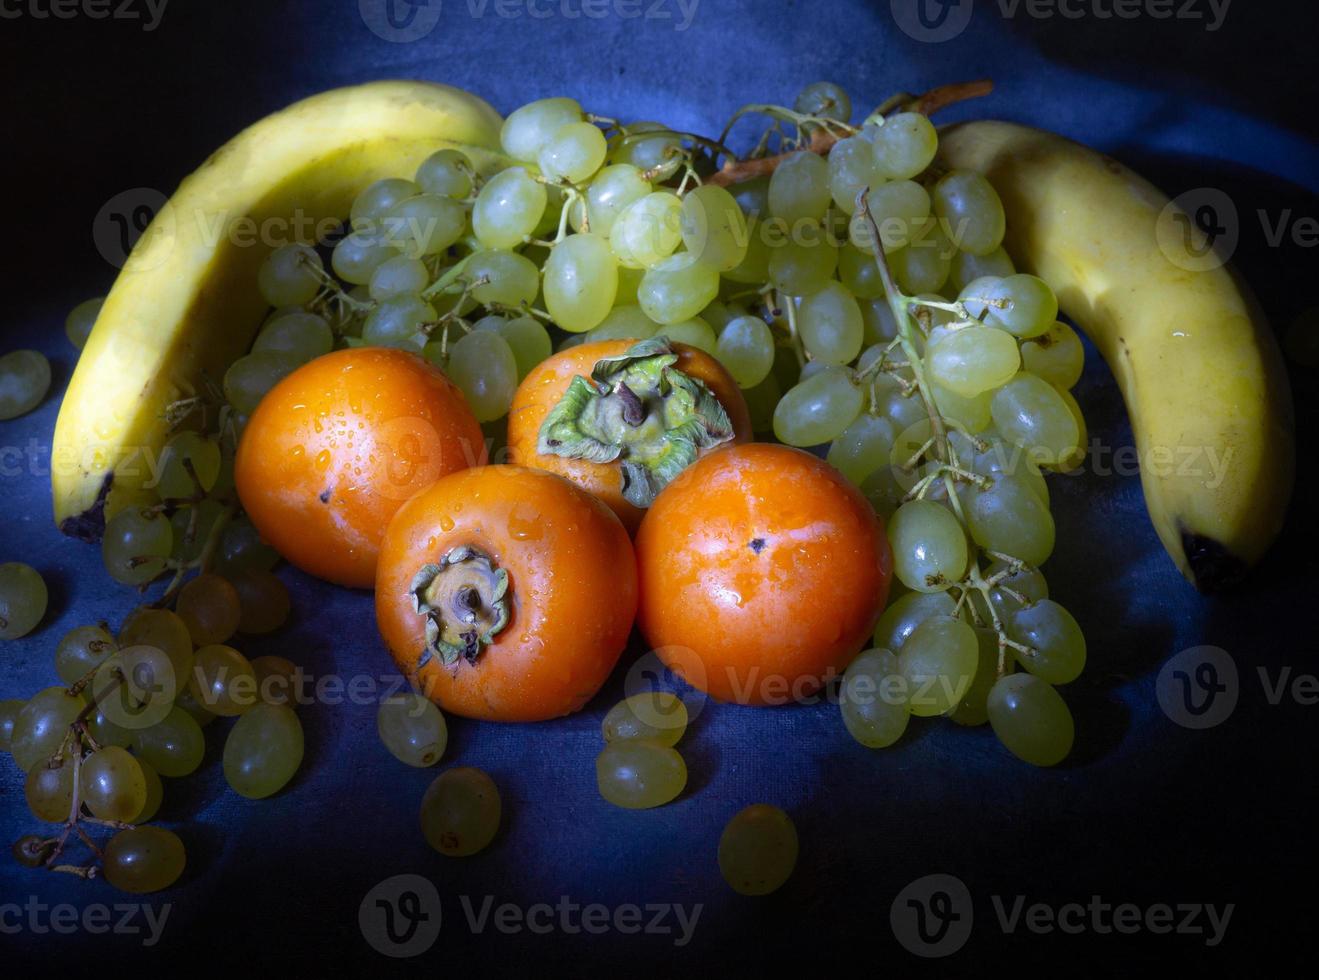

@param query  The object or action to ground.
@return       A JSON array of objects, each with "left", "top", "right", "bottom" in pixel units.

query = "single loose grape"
[
  {"left": 446, "top": 329, "right": 519, "bottom": 422},
  {"left": 826, "top": 413, "right": 895, "bottom": 486},
  {"left": 101, "top": 509, "right": 173, "bottom": 586},
  {"left": 473, "top": 168, "right": 547, "bottom": 250},
  {"left": 223, "top": 351, "right": 299, "bottom": 413},
  {"left": 987, "top": 672, "right": 1074, "bottom": 766},
  {"left": 715, "top": 315, "right": 775, "bottom": 388},
  {"left": 378, "top": 693, "right": 448, "bottom": 767},
  {"left": 794, "top": 81, "right": 851, "bottom": 123},
  {"left": 258, "top": 244, "right": 323, "bottom": 308},
  {"left": 53, "top": 625, "right": 116, "bottom": 685},
  {"left": 840, "top": 649, "right": 910, "bottom": 748},
  {"left": 1008, "top": 599, "right": 1086, "bottom": 685},
  {"left": 545, "top": 233, "right": 618, "bottom": 332},
  {"left": 351, "top": 178, "right": 421, "bottom": 228},
  {"left": 638, "top": 252, "right": 720, "bottom": 325},
  {"left": 773, "top": 367, "right": 863, "bottom": 446},
  {"left": 680, "top": 184, "right": 749, "bottom": 272},
  {"left": 80, "top": 745, "right": 148, "bottom": 822},
  {"left": 867, "top": 112, "right": 939, "bottom": 181},
  {"left": 420, "top": 767, "right": 502, "bottom": 856},
  {"left": 223, "top": 702, "right": 304, "bottom": 799},
  {"left": 798, "top": 282, "right": 864, "bottom": 365},
  {"left": 899, "top": 614, "right": 980, "bottom": 717},
  {"left": 10, "top": 687, "right": 85, "bottom": 772},
  {"left": 65, "top": 296, "right": 104, "bottom": 350},
  {"left": 602, "top": 692, "right": 688, "bottom": 747},
  {"left": 0, "top": 562, "right": 48, "bottom": 639},
  {"left": 415, "top": 148, "right": 474, "bottom": 199},
  {"left": 596, "top": 739, "right": 687, "bottom": 809},
  {"left": 103, "top": 826, "right": 186, "bottom": 894},
  {"left": 155, "top": 430, "right": 223, "bottom": 500},
  {"left": 25, "top": 760, "right": 75, "bottom": 822},
  {"left": 0, "top": 350, "right": 52, "bottom": 420},
  {"left": 132, "top": 705, "right": 206, "bottom": 777},
  {"left": 176, "top": 573, "right": 242, "bottom": 646},
  {"left": 188, "top": 644, "right": 257, "bottom": 717},
  {"left": 501, "top": 97, "right": 584, "bottom": 162},
  {"left": 718, "top": 804, "right": 799, "bottom": 896}
]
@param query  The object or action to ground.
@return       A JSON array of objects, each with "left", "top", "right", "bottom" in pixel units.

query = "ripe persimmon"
[
  {"left": 506, "top": 336, "right": 752, "bottom": 532},
  {"left": 235, "top": 348, "right": 484, "bottom": 588},
  {"left": 635, "top": 443, "right": 891, "bottom": 705},
  {"left": 376, "top": 465, "right": 637, "bottom": 722}
]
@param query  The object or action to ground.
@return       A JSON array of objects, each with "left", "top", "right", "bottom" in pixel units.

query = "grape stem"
[{"left": 776, "top": 290, "right": 807, "bottom": 369}]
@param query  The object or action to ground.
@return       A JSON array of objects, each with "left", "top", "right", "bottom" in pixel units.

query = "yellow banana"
[
  {"left": 937, "top": 121, "right": 1294, "bottom": 590},
  {"left": 52, "top": 81, "right": 505, "bottom": 537}
]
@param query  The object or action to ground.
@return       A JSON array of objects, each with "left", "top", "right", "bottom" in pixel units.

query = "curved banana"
[
  {"left": 937, "top": 121, "right": 1294, "bottom": 591},
  {"left": 53, "top": 81, "right": 506, "bottom": 537}
]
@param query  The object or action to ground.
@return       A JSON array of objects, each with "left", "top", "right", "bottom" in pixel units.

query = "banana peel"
[
  {"left": 938, "top": 121, "right": 1294, "bottom": 590},
  {"left": 52, "top": 81, "right": 506, "bottom": 538}
]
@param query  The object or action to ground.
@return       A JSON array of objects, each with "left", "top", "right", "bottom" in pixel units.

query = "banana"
[
  {"left": 936, "top": 121, "right": 1294, "bottom": 591},
  {"left": 52, "top": 81, "right": 506, "bottom": 538}
]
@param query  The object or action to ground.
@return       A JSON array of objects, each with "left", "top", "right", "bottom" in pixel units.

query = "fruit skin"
[
  {"left": 635, "top": 443, "right": 891, "bottom": 705},
  {"left": 506, "top": 339, "right": 752, "bottom": 532},
  {"left": 938, "top": 121, "right": 1295, "bottom": 590},
  {"left": 235, "top": 348, "right": 485, "bottom": 589},
  {"left": 51, "top": 81, "right": 506, "bottom": 538},
  {"left": 376, "top": 465, "right": 637, "bottom": 722}
]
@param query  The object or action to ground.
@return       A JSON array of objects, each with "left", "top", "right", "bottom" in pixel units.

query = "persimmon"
[
  {"left": 506, "top": 337, "right": 752, "bottom": 532},
  {"left": 376, "top": 465, "right": 637, "bottom": 722},
  {"left": 235, "top": 348, "right": 484, "bottom": 588},
  {"left": 635, "top": 443, "right": 891, "bottom": 706}
]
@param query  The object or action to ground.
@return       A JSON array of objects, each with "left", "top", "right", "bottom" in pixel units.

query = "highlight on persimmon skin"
[
  {"left": 635, "top": 443, "right": 892, "bottom": 706},
  {"left": 506, "top": 338, "right": 752, "bottom": 533},
  {"left": 235, "top": 347, "right": 485, "bottom": 589},
  {"left": 375, "top": 465, "right": 638, "bottom": 723}
]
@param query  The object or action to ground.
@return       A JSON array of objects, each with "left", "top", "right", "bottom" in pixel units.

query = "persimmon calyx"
[
  {"left": 536, "top": 336, "right": 735, "bottom": 508},
  {"left": 411, "top": 546, "right": 510, "bottom": 668}
]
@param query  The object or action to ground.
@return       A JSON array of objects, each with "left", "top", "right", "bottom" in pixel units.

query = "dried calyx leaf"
[{"left": 411, "top": 546, "right": 511, "bottom": 669}]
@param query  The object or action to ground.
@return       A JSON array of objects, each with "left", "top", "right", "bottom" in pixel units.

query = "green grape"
[
  {"left": 828, "top": 136, "right": 877, "bottom": 215},
  {"left": 332, "top": 228, "right": 399, "bottom": 284},
  {"left": 979, "top": 274, "right": 1057, "bottom": 339},
  {"left": 838, "top": 242, "right": 886, "bottom": 299},
  {"left": 769, "top": 151, "right": 832, "bottom": 223},
  {"left": 0, "top": 697, "right": 24, "bottom": 751},
  {"left": 662, "top": 318, "right": 717, "bottom": 355},
  {"left": 949, "top": 246, "right": 1015, "bottom": 293},
  {"left": 795, "top": 81, "right": 851, "bottom": 123},
  {"left": 611, "top": 192, "right": 683, "bottom": 269},
  {"left": 447, "top": 330, "right": 518, "bottom": 422},
  {"left": 80, "top": 745, "right": 147, "bottom": 822},
  {"left": 700, "top": 300, "right": 744, "bottom": 335},
  {"left": 984, "top": 559, "right": 1048, "bottom": 616},
  {"left": 991, "top": 373, "right": 1081, "bottom": 467},
  {"left": 155, "top": 430, "right": 223, "bottom": 499},
  {"left": 173, "top": 685, "right": 216, "bottom": 729},
  {"left": 223, "top": 351, "right": 299, "bottom": 413},
  {"left": 615, "top": 264, "right": 645, "bottom": 305},
  {"left": 0, "top": 562, "right": 48, "bottom": 639},
  {"left": 768, "top": 232, "right": 837, "bottom": 295},
  {"left": 1007, "top": 599, "right": 1086, "bottom": 685},
  {"left": 860, "top": 297, "right": 899, "bottom": 344},
  {"left": 91, "top": 644, "right": 179, "bottom": 731},
  {"left": 773, "top": 367, "right": 863, "bottom": 446},
  {"left": 176, "top": 573, "right": 242, "bottom": 646},
  {"left": 873, "top": 590, "right": 958, "bottom": 652},
  {"left": 586, "top": 305, "right": 658, "bottom": 343},
  {"left": 742, "top": 371, "right": 783, "bottom": 434},
  {"left": 25, "top": 760, "right": 74, "bottom": 821},
  {"left": 571, "top": 164, "right": 650, "bottom": 237},
  {"left": 602, "top": 692, "right": 688, "bottom": 746},
  {"left": 724, "top": 216, "right": 772, "bottom": 285},
  {"left": 132, "top": 759, "right": 164, "bottom": 822},
  {"left": 383, "top": 194, "right": 466, "bottom": 258},
  {"left": 377, "top": 693, "right": 448, "bottom": 767},
  {"left": 718, "top": 804, "right": 799, "bottom": 896},
  {"left": 965, "top": 473, "right": 1056, "bottom": 566},
  {"left": 840, "top": 648, "right": 910, "bottom": 748},
  {"left": 87, "top": 705, "right": 132, "bottom": 748},
  {"left": 987, "top": 672, "right": 1074, "bottom": 766},
  {"left": 545, "top": 233, "right": 618, "bottom": 332},
  {"left": 415, "top": 148, "right": 474, "bottom": 199},
  {"left": 971, "top": 437, "right": 1048, "bottom": 505},
  {"left": 949, "top": 627, "right": 1000, "bottom": 727},
  {"left": 932, "top": 171, "right": 1006, "bottom": 257},
  {"left": 54, "top": 625, "right": 117, "bottom": 685},
  {"left": 103, "top": 826, "right": 186, "bottom": 894},
  {"left": 222, "top": 568, "right": 290, "bottom": 635},
  {"left": 680, "top": 184, "right": 749, "bottom": 272},
  {"left": 254, "top": 310, "right": 334, "bottom": 363},
  {"left": 477, "top": 315, "right": 552, "bottom": 382},
  {"left": 887, "top": 499, "right": 967, "bottom": 593},
  {"left": 420, "top": 767, "right": 502, "bottom": 856},
  {"left": 362, "top": 295, "right": 436, "bottom": 352},
  {"left": 1053, "top": 385, "right": 1088, "bottom": 471},
  {"left": 101, "top": 508, "right": 173, "bottom": 586},
  {"left": 538, "top": 121, "right": 608, "bottom": 183},
  {"left": 216, "top": 515, "right": 279, "bottom": 575},
  {"left": 10, "top": 687, "right": 85, "bottom": 772},
  {"left": 798, "top": 282, "right": 863, "bottom": 365},
  {"left": 13, "top": 834, "right": 56, "bottom": 868},
  {"left": 171, "top": 501, "right": 222, "bottom": 564},
  {"left": 866, "top": 112, "right": 939, "bottom": 181},
  {"left": 595, "top": 739, "right": 686, "bottom": 809},
  {"left": 189, "top": 644, "right": 257, "bottom": 717},
  {"left": 899, "top": 614, "right": 979, "bottom": 717},
  {"left": 65, "top": 296, "right": 104, "bottom": 350},
  {"left": 889, "top": 221, "right": 953, "bottom": 295},
  {"left": 501, "top": 97, "right": 584, "bottom": 162},
  {"left": 132, "top": 705, "right": 206, "bottom": 776},
  {"left": 462, "top": 250, "right": 538, "bottom": 309},
  {"left": 1022, "top": 321, "right": 1084, "bottom": 389},
  {"left": 715, "top": 316, "right": 775, "bottom": 388},
  {"left": 118, "top": 607, "right": 194, "bottom": 681},
  {"left": 849, "top": 180, "right": 930, "bottom": 253},
  {"left": 0, "top": 350, "right": 52, "bottom": 420},
  {"left": 223, "top": 702, "right": 304, "bottom": 799},
  {"left": 258, "top": 244, "right": 322, "bottom": 308},
  {"left": 608, "top": 121, "right": 682, "bottom": 176},
  {"left": 351, "top": 177, "right": 421, "bottom": 227},
  {"left": 826, "top": 413, "right": 895, "bottom": 486},
  {"left": 638, "top": 252, "right": 719, "bottom": 325},
  {"left": 368, "top": 255, "right": 430, "bottom": 301},
  {"left": 928, "top": 325, "right": 1020, "bottom": 397},
  {"left": 250, "top": 655, "right": 299, "bottom": 706},
  {"left": 473, "top": 168, "right": 547, "bottom": 249},
  {"left": 729, "top": 175, "right": 770, "bottom": 218}
]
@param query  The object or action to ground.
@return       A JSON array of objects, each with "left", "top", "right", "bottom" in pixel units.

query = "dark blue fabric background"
[{"left": 1, "top": 0, "right": 1316, "bottom": 973}]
